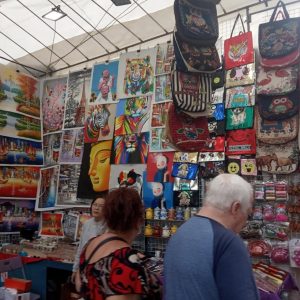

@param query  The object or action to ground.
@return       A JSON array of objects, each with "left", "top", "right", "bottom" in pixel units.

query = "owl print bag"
[
  {"left": 226, "top": 106, "right": 254, "bottom": 130},
  {"left": 224, "top": 13, "right": 254, "bottom": 70}
]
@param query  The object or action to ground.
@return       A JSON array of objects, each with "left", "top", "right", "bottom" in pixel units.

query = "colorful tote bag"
[
  {"left": 257, "top": 65, "right": 298, "bottom": 95},
  {"left": 255, "top": 109, "right": 298, "bottom": 144},
  {"left": 174, "top": 0, "right": 219, "bottom": 46},
  {"left": 173, "top": 32, "right": 221, "bottom": 73},
  {"left": 256, "top": 140, "right": 299, "bottom": 174},
  {"left": 260, "top": 49, "right": 300, "bottom": 68},
  {"left": 257, "top": 90, "right": 299, "bottom": 121},
  {"left": 225, "top": 129, "right": 256, "bottom": 155},
  {"left": 226, "top": 106, "right": 254, "bottom": 130},
  {"left": 224, "top": 14, "right": 254, "bottom": 70},
  {"left": 259, "top": 1, "right": 300, "bottom": 59},
  {"left": 172, "top": 152, "right": 199, "bottom": 180},
  {"left": 241, "top": 157, "right": 257, "bottom": 176},
  {"left": 225, "top": 63, "right": 255, "bottom": 88},
  {"left": 171, "top": 63, "right": 212, "bottom": 113},
  {"left": 225, "top": 85, "right": 255, "bottom": 108}
]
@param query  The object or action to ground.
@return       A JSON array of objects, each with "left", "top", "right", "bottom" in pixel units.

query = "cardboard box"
[{"left": 4, "top": 278, "right": 32, "bottom": 293}]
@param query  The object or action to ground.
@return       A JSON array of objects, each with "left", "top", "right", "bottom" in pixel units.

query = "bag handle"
[
  {"left": 230, "top": 13, "right": 246, "bottom": 37},
  {"left": 270, "top": 0, "right": 289, "bottom": 22}
]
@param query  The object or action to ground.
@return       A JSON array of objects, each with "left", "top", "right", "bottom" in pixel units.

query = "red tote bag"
[{"left": 224, "top": 14, "right": 254, "bottom": 70}]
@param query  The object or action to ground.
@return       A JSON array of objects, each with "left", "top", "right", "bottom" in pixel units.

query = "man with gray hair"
[{"left": 164, "top": 173, "right": 259, "bottom": 300}]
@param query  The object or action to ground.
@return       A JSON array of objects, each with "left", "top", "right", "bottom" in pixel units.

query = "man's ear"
[{"left": 231, "top": 201, "right": 241, "bottom": 215}]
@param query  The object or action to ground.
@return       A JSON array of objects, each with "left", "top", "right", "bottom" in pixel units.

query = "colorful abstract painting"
[
  {"left": 0, "top": 166, "right": 39, "bottom": 198},
  {"left": 77, "top": 140, "right": 112, "bottom": 199},
  {"left": 43, "top": 132, "right": 62, "bottom": 166},
  {"left": 36, "top": 165, "right": 59, "bottom": 211},
  {"left": 63, "top": 69, "right": 91, "bottom": 129},
  {"left": 39, "top": 212, "right": 64, "bottom": 237},
  {"left": 60, "top": 128, "right": 84, "bottom": 164},
  {"left": 90, "top": 61, "right": 119, "bottom": 104},
  {"left": 42, "top": 77, "right": 67, "bottom": 133},
  {"left": 0, "top": 65, "right": 40, "bottom": 118},
  {"left": 57, "top": 164, "right": 88, "bottom": 207},
  {"left": 117, "top": 48, "right": 156, "bottom": 99},
  {"left": 112, "top": 132, "right": 149, "bottom": 164},
  {"left": 0, "top": 110, "right": 41, "bottom": 141},
  {"left": 84, "top": 104, "right": 116, "bottom": 143},
  {"left": 155, "top": 74, "right": 172, "bottom": 102},
  {"left": 114, "top": 96, "right": 151, "bottom": 135},
  {"left": 155, "top": 42, "right": 174, "bottom": 75},
  {"left": 0, "top": 136, "right": 43, "bottom": 165},
  {"left": 149, "top": 128, "right": 174, "bottom": 152},
  {"left": 146, "top": 152, "right": 174, "bottom": 183}
]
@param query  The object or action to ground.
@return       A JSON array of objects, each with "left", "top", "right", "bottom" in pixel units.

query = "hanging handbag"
[
  {"left": 174, "top": 0, "right": 219, "bottom": 46},
  {"left": 259, "top": 1, "right": 300, "bottom": 59},
  {"left": 225, "top": 63, "right": 255, "bottom": 88},
  {"left": 225, "top": 129, "right": 256, "bottom": 155},
  {"left": 257, "top": 90, "right": 299, "bottom": 121},
  {"left": 226, "top": 106, "right": 254, "bottom": 130},
  {"left": 257, "top": 65, "right": 298, "bottom": 95},
  {"left": 224, "top": 13, "right": 254, "bottom": 70},
  {"left": 171, "top": 62, "right": 212, "bottom": 113},
  {"left": 225, "top": 85, "right": 255, "bottom": 108},
  {"left": 173, "top": 32, "right": 221, "bottom": 73}
]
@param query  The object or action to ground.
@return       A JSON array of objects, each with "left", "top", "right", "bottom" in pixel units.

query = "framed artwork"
[
  {"left": 41, "top": 77, "right": 67, "bottom": 134},
  {"left": 0, "top": 166, "right": 39, "bottom": 199},
  {"left": 146, "top": 152, "right": 174, "bottom": 183},
  {"left": 84, "top": 104, "right": 116, "bottom": 143},
  {"left": 149, "top": 128, "right": 174, "bottom": 152},
  {"left": 155, "top": 74, "right": 172, "bottom": 102},
  {"left": 60, "top": 128, "right": 84, "bottom": 164},
  {"left": 155, "top": 42, "right": 174, "bottom": 75},
  {"left": 43, "top": 132, "right": 62, "bottom": 166},
  {"left": 35, "top": 165, "right": 60, "bottom": 211},
  {"left": 0, "top": 136, "right": 43, "bottom": 165},
  {"left": 90, "top": 61, "right": 119, "bottom": 104},
  {"left": 114, "top": 96, "right": 151, "bottom": 135},
  {"left": 151, "top": 101, "right": 171, "bottom": 128},
  {"left": 77, "top": 214, "right": 91, "bottom": 240},
  {"left": 77, "top": 140, "right": 112, "bottom": 199},
  {"left": 0, "top": 66, "right": 40, "bottom": 118},
  {"left": 111, "top": 132, "right": 149, "bottom": 164},
  {"left": 117, "top": 49, "right": 156, "bottom": 99},
  {"left": 62, "top": 213, "right": 79, "bottom": 240},
  {"left": 39, "top": 212, "right": 64, "bottom": 237},
  {"left": 63, "top": 69, "right": 91, "bottom": 129},
  {"left": 0, "top": 110, "right": 41, "bottom": 141}
]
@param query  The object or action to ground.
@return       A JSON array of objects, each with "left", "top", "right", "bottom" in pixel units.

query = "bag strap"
[
  {"left": 82, "top": 236, "right": 127, "bottom": 270},
  {"left": 270, "top": 0, "right": 289, "bottom": 22},
  {"left": 230, "top": 13, "right": 246, "bottom": 37}
]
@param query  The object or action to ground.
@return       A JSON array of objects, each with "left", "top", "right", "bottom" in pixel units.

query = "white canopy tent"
[{"left": 0, "top": 0, "right": 299, "bottom": 77}]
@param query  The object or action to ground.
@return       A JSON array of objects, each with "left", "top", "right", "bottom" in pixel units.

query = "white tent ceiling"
[{"left": 0, "top": 0, "right": 298, "bottom": 77}]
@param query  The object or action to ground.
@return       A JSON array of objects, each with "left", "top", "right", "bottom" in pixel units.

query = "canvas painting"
[
  {"left": 146, "top": 152, "right": 174, "bottom": 183},
  {"left": 77, "top": 214, "right": 91, "bottom": 240},
  {"left": 42, "top": 77, "right": 67, "bottom": 134},
  {"left": 39, "top": 212, "right": 64, "bottom": 237},
  {"left": 155, "top": 42, "right": 174, "bottom": 75},
  {"left": 149, "top": 128, "right": 175, "bottom": 152},
  {"left": 0, "top": 110, "right": 41, "bottom": 141},
  {"left": 57, "top": 164, "right": 88, "bottom": 207},
  {"left": 36, "top": 165, "right": 60, "bottom": 211},
  {"left": 64, "top": 69, "right": 91, "bottom": 129},
  {"left": 60, "top": 128, "right": 84, "bottom": 164},
  {"left": 114, "top": 96, "right": 151, "bottom": 135},
  {"left": 43, "top": 132, "right": 62, "bottom": 166},
  {"left": 112, "top": 132, "right": 149, "bottom": 164},
  {"left": 90, "top": 61, "right": 119, "bottom": 104},
  {"left": 0, "top": 166, "right": 39, "bottom": 198},
  {"left": 155, "top": 74, "right": 172, "bottom": 102},
  {"left": 84, "top": 104, "right": 116, "bottom": 143},
  {"left": 0, "top": 136, "right": 43, "bottom": 165},
  {"left": 62, "top": 213, "right": 79, "bottom": 240},
  {"left": 117, "top": 48, "right": 156, "bottom": 99},
  {"left": 109, "top": 164, "right": 146, "bottom": 195},
  {"left": 77, "top": 140, "right": 113, "bottom": 199},
  {"left": 151, "top": 101, "right": 171, "bottom": 128},
  {"left": 0, "top": 66, "right": 40, "bottom": 118}
]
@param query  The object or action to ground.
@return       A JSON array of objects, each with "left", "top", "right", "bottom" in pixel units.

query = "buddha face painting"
[{"left": 88, "top": 140, "right": 112, "bottom": 192}]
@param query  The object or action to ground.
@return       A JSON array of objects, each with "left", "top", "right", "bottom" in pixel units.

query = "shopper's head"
[
  {"left": 88, "top": 140, "right": 112, "bottom": 192},
  {"left": 90, "top": 192, "right": 108, "bottom": 221},
  {"left": 204, "top": 174, "right": 254, "bottom": 232},
  {"left": 103, "top": 187, "right": 144, "bottom": 233}
]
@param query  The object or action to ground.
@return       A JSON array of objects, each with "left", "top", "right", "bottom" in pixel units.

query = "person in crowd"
[
  {"left": 164, "top": 173, "right": 259, "bottom": 300},
  {"left": 71, "top": 193, "right": 107, "bottom": 283},
  {"left": 77, "top": 187, "right": 162, "bottom": 300}
]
